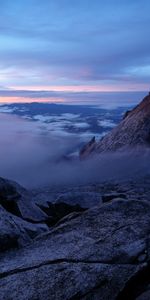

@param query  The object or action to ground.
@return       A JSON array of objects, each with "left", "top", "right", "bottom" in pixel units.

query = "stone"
[
  {"left": 0, "top": 177, "right": 47, "bottom": 223},
  {"left": 0, "top": 199, "right": 150, "bottom": 299},
  {"left": 0, "top": 206, "right": 48, "bottom": 252}
]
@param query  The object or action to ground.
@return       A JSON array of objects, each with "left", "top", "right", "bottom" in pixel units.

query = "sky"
[{"left": 0, "top": 0, "right": 150, "bottom": 104}]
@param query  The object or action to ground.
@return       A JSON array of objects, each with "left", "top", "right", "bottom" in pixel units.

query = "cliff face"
[{"left": 80, "top": 93, "right": 150, "bottom": 158}]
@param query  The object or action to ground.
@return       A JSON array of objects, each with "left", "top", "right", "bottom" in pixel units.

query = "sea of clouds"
[{"left": 0, "top": 113, "right": 150, "bottom": 188}]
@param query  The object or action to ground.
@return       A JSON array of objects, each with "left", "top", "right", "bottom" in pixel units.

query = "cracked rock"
[{"left": 0, "top": 199, "right": 150, "bottom": 299}]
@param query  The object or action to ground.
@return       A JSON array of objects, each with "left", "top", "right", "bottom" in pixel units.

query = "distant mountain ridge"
[{"left": 80, "top": 93, "right": 150, "bottom": 158}]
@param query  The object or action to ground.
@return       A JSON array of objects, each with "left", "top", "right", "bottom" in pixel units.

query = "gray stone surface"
[{"left": 0, "top": 199, "right": 150, "bottom": 299}]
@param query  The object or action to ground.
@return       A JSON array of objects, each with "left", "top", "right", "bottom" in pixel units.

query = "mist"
[{"left": 0, "top": 113, "right": 150, "bottom": 189}]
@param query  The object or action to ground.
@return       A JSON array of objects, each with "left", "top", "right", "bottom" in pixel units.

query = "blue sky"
[{"left": 0, "top": 0, "right": 150, "bottom": 103}]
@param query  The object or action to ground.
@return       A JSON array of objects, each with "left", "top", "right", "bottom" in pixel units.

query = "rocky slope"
[
  {"left": 0, "top": 198, "right": 150, "bottom": 299},
  {"left": 1, "top": 175, "right": 150, "bottom": 299},
  {"left": 80, "top": 93, "right": 150, "bottom": 158}
]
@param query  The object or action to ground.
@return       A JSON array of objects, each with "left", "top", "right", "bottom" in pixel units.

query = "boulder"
[
  {"left": 0, "top": 177, "right": 47, "bottom": 223},
  {"left": 55, "top": 191, "right": 101, "bottom": 208},
  {"left": 0, "top": 177, "right": 49, "bottom": 252},
  {"left": 0, "top": 205, "right": 48, "bottom": 252}
]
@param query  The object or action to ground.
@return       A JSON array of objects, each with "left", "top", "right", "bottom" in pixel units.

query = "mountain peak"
[
  {"left": 127, "top": 92, "right": 150, "bottom": 117},
  {"left": 80, "top": 93, "right": 150, "bottom": 158}
]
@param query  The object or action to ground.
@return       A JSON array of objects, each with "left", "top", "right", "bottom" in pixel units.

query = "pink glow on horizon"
[
  {"left": 0, "top": 83, "right": 148, "bottom": 103},
  {"left": 0, "top": 97, "right": 65, "bottom": 104},
  {"left": 10, "top": 83, "right": 149, "bottom": 93}
]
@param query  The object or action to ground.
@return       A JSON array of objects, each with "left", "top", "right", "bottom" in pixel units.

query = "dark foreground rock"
[
  {"left": 0, "top": 177, "right": 47, "bottom": 222},
  {"left": 0, "top": 205, "right": 48, "bottom": 252},
  {"left": 0, "top": 177, "right": 49, "bottom": 252},
  {"left": 0, "top": 199, "right": 150, "bottom": 299},
  {"left": 0, "top": 176, "right": 90, "bottom": 252},
  {"left": 38, "top": 201, "right": 85, "bottom": 226}
]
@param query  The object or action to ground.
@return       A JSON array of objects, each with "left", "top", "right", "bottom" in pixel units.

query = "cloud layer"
[{"left": 0, "top": 112, "right": 150, "bottom": 188}]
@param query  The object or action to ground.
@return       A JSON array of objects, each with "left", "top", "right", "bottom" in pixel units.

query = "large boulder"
[
  {"left": 0, "top": 206, "right": 48, "bottom": 252},
  {"left": 0, "top": 177, "right": 47, "bottom": 222},
  {"left": 0, "top": 199, "right": 150, "bottom": 299},
  {"left": 55, "top": 191, "right": 101, "bottom": 208},
  {"left": 0, "top": 177, "right": 49, "bottom": 252}
]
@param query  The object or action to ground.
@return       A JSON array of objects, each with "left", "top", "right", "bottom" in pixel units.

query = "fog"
[{"left": 0, "top": 113, "right": 150, "bottom": 189}]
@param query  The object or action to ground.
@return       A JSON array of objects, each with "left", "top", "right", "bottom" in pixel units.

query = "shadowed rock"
[
  {"left": 0, "top": 177, "right": 49, "bottom": 252},
  {"left": 0, "top": 177, "right": 47, "bottom": 223},
  {"left": 0, "top": 206, "right": 48, "bottom": 252}
]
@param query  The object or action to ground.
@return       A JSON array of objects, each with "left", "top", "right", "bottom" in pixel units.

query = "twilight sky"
[{"left": 0, "top": 0, "right": 150, "bottom": 103}]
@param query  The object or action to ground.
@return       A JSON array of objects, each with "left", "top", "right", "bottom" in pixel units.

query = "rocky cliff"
[{"left": 80, "top": 93, "right": 150, "bottom": 158}]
